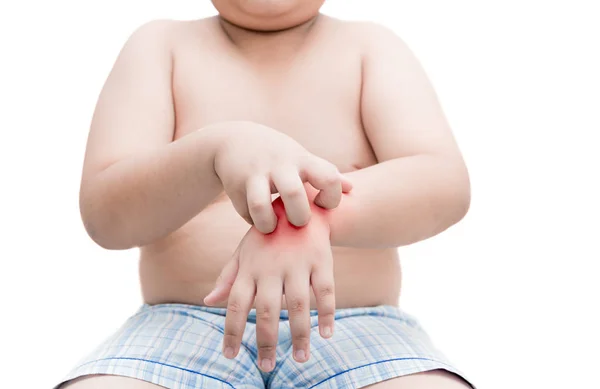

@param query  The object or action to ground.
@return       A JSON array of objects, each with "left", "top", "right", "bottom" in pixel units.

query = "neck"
[{"left": 216, "top": 14, "right": 322, "bottom": 56}]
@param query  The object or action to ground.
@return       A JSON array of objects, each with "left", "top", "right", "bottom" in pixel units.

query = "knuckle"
[
  {"left": 225, "top": 324, "right": 243, "bottom": 338},
  {"left": 248, "top": 200, "right": 268, "bottom": 213},
  {"left": 223, "top": 328, "right": 240, "bottom": 345},
  {"left": 321, "top": 171, "right": 339, "bottom": 186},
  {"left": 316, "top": 284, "right": 335, "bottom": 299},
  {"left": 320, "top": 312, "right": 335, "bottom": 322},
  {"left": 257, "top": 344, "right": 276, "bottom": 354},
  {"left": 285, "top": 186, "right": 305, "bottom": 199},
  {"left": 227, "top": 300, "right": 244, "bottom": 315},
  {"left": 293, "top": 332, "right": 311, "bottom": 343},
  {"left": 256, "top": 305, "right": 273, "bottom": 321},
  {"left": 288, "top": 297, "right": 306, "bottom": 314}
]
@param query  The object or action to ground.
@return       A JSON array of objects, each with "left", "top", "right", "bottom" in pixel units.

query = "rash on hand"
[{"left": 261, "top": 196, "right": 329, "bottom": 248}]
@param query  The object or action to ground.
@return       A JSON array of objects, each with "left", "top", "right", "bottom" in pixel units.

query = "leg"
[
  {"left": 56, "top": 305, "right": 265, "bottom": 389},
  {"left": 61, "top": 375, "right": 167, "bottom": 389},
  {"left": 362, "top": 369, "right": 472, "bottom": 389},
  {"left": 269, "top": 306, "right": 475, "bottom": 388}
]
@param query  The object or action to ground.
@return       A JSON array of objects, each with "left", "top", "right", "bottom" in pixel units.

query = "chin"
[
  {"left": 213, "top": 0, "right": 324, "bottom": 31},
  {"left": 242, "top": 0, "right": 301, "bottom": 14}
]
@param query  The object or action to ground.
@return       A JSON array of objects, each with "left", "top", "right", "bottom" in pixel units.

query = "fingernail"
[
  {"left": 261, "top": 358, "right": 273, "bottom": 371},
  {"left": 295, "top": 349, "right": 306, "bottom": 362},
  {"left": 313, "top": 194, "right": 321, "bottom": 203},
  {"left": 323, "top": 326, "right": 332, "bottom": 338},
  {"left": 224, "top": 347, "right": 234, "bottom": 359}
]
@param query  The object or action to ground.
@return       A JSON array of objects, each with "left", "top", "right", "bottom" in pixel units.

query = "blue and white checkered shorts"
[{"left": 56, "top": 304, "right": 473, "bottom": 388}]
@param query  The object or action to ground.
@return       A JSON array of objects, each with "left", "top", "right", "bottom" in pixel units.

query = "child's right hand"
[{"left": 213, "top": 121, "right": 352, "bottom": 233}]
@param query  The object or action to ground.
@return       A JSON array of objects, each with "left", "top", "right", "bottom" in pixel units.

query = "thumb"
[{"left": 203, "top": 254, "right": 240, "bottom": 306}]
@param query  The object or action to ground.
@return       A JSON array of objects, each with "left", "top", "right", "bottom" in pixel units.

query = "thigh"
[
  {"left": 362, "top": 369, "right": 472, "bottom": 389},
  {"left": 270, "top": 306, "right": 473, "bottom": 388},
  {"left": 62, "top": 374, "right": 167, "bottom": 389},
  {"left": 56, "top": 304, "right": 265, "bottom": 389}
]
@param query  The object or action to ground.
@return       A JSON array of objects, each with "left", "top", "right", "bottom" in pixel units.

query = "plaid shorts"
[{"left": 56, "top": 304, "right": 473, "bottom": 388}]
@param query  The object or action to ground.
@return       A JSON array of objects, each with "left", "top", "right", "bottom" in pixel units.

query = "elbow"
[
  {"left": 445, "top": 165, "right": 471, "bottom": 227},
  {"left": 79, "top": 191, "right": 135, "bottom": 251},
  {"left": 82, "top": 218, "right": 134, "bottom": 251},
  {"left": 428, "top": 159, "right": 471, "bottom": 236},
  {"left": 452, "top": 186, "right": 471, "bottom": 225},
  {"left": 458, "top": 164, "right": 472, "bottom": 219}
]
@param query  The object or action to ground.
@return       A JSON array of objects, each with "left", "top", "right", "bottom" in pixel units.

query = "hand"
[
  {"left": 213, "top": 121, "right": 352, "bottom": 233},
  {"left": 204, "top": 197, "right": 335, "bottom": 372}
]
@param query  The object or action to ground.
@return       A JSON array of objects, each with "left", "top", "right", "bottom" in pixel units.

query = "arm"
[
  {"left": 324, "top": 24, "right": 471, "bottom": 248},
  {"left": 80, "top": 21, "right": 224, "bottom": 250}
]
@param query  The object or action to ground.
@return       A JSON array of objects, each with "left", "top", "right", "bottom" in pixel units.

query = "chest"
[{"left": 171, "top": 42, "right": 374, "bottom": 170}]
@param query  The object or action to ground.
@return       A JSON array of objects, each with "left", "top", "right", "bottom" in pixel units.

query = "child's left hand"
[{"left": 203, "top": 197, "right": 335, "bottom": 372}]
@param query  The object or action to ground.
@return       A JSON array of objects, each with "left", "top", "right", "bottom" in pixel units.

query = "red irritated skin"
[{"left": 265, "top": 194, "right": 332, "bottom": 245}]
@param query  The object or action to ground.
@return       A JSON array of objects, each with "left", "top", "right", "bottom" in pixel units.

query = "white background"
[{"left": 1, "top": 1, "right": 599, "bottom": 388}]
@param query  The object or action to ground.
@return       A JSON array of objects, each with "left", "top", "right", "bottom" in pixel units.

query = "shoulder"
[
  {"left": 127, "top": 19, "right": 179, "bottom": 44},
  {"left": 124, "top": 18, "right": 213, "bottom": 51},
  {"left": 113, "top": 19, "right": 177, "bottom": 64},
  {"left": 330, "top": 19, "right": 410, "bottom": 58}
]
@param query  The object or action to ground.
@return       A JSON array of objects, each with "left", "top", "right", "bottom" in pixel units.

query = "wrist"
[{"left": 271, "top": 189, "right": 332, "bottom": 232}]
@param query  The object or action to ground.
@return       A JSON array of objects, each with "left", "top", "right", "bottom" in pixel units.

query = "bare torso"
[{"left": 139, "top": 16, "right": 401, "bottom": 309}]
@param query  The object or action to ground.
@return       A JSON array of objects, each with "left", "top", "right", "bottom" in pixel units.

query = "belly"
[{"left": 139, "top": 195, "right": 402, "bottom": 309}]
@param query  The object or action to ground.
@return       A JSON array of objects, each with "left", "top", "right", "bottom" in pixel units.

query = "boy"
[{"left": 58, "top": 1, "right": 473, "bottom": 388}]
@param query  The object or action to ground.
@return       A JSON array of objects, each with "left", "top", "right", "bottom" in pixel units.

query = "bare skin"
[
  {"left": 66, "top": 370, "right": 468, "bottom": 389},
  {"left": 67, "top": 1, "right": 471, "bottom": 388}
]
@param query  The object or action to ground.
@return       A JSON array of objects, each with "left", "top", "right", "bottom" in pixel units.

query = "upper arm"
[
  {"left": 82, "top": 20, "right": 176, "bottom": 181},
  {"left": 360, "top": 23, "right": 463, "bottom": 162}
]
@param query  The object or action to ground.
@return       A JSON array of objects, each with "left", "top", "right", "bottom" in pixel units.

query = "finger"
[
  {"left": 310, "top": 249, "right": 336, "bottom": 339},
  {"left": 271, "top": 168, "right": 311, "bottom": 227},
  {"left": 284, "top": 272, "right": 311, "bottom": 363},
  {"left": 300, "top": 159, "right": 343, "bottom": 209},
  {"left": 229, "top": 188, "right": 253, "bottom": 225},
  {"left": 246, "top": 175, "right": 277, "bottom": 234},
  {"left": 255, "top": 277, "right": 283, "bottom": 372},
  {"left": 223, "top": 277, "right": 255, "bottom": 359},
  {"left": 340, "top": 173, "right": 353, "bottom": 193},
  {"left": 204, "top": 252, "right": 240, "bottom": 306}
]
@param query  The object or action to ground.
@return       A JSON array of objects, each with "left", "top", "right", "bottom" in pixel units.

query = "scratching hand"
[{"left": 213, "top": 121, "right": 352, "bottom": 234}]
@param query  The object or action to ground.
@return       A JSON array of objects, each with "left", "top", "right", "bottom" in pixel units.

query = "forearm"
[
  {"left": 326, "top": 155, "right": 471, "bottom": 248},
  {"left": 80, "top": 126, "right": 225, "bottom": 250}
]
